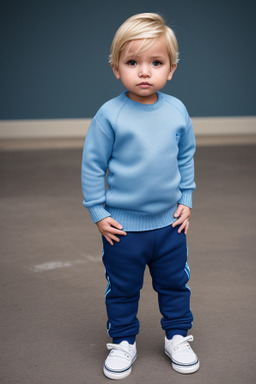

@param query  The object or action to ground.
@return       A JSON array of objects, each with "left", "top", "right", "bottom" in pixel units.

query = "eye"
[
  {"left": 127, "top": 60, "right": 137, "bottom": 66},
  {"left": 152, "top": 60, "right": 162, "bottom": 67}
]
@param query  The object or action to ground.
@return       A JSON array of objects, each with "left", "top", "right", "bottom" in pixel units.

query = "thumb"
[
  {"left": 174, "top": 205, "right": 183, "bottom": 218},
  {"left": 108, "top": 217, "right": 123, "bottom": 229}
]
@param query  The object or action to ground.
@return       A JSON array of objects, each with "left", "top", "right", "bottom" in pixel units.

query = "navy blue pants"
[{"left": 102, "top": 225, "right": 193, "bottom": 344}]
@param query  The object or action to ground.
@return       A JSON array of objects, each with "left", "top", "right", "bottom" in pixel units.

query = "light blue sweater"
[{"left": 81, "top": 91, "right": 196, "bottom": 231}]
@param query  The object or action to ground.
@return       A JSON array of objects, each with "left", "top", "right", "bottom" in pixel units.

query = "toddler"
[{"left": 81, "top": 12, "right": 199, "bottom": 379}]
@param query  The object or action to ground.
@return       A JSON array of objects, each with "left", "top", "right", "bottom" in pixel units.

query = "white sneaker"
[
  {"left": 103, "top": 340, "right": 137, "bottom": 380},
  {"left": 165, "top": 335, "right": 200, "bottom": 374}
]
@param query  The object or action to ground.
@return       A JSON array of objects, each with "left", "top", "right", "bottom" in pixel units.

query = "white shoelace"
[
  {"left": 172, "top": 335, "right": 194, "bottom": 352},
  {"left": 106, "top": 343, "right": 132, "bottom": 360}
]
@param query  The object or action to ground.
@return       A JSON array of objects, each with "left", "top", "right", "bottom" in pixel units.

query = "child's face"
[{"left": 112, "top": 35, "right": 176, "bottom": 104}]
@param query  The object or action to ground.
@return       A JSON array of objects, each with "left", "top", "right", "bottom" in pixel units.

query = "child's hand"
[
  {"left": 172, "top": 204, "right": 191, "bottom": 235},
  {"left": 96, "top": 217, "right": 127, "bottom": 246}
]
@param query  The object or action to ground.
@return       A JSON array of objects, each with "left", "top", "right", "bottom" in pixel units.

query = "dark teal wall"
[{"left": 1, "top": 0, "right": 255, "bottom": 119}]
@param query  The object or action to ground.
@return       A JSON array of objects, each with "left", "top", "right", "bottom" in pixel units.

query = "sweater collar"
[{"left": 121, "top": 91, "right": 164, "bottom": 111}]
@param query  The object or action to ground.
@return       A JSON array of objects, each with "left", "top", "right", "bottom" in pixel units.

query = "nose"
[{"left": 138, "top": 64, "right": 151, "bottom": 78}]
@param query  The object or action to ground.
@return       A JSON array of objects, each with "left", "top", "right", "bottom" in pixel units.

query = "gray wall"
[{"left": 1, "top": 0, "right": 255, "bottom": 119}]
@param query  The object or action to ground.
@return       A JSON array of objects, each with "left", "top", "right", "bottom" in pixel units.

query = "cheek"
[
  {"left": 155, "top": 71, "right": 170, "bottom": 85},
  {"left": 160, "top": 69, "right": 173, "bottom": 82},
  {"left": 120, "top": 70, "right": 134, "bottom": 85}
]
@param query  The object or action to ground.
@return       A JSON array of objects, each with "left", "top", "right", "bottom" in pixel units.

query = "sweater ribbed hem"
[
  {"left": 105, "top": 205, "right": 178, "bottom": 232},
  {"left": 87, "top": 204, "right": 111, "bottom": 223},
  {"left": 178, "top": 191, "right": 193, "bottom": 209}
]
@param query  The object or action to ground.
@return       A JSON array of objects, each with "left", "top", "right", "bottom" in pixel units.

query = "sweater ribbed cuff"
[
  {"left": 178, "top": 191, "right": 193, "bottom": 209},
  {"left": 88, "top": 205, "right": 111, "bottom": 223}
]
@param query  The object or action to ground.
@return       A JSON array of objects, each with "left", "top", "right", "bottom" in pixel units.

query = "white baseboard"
[
  {"left": 0, "top": 119, "right": 91, "bottom": 139},
  {"left": 0, "top": 116, "right": 255, "bottom": 139},
  {"left": 192, "top": 116, "right": 256, "bottom": 135}
]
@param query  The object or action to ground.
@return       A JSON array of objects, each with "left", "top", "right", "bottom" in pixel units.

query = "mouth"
[{"left": 137, "top": 82, "right": 152, "bottom": 88}]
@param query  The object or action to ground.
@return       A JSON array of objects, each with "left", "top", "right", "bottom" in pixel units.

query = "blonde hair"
[{"left": 109, "top": 13, "right": 179, "bottom": 68}]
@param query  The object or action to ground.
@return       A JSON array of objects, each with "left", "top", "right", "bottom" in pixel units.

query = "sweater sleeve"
[
  {"left": 177, "top": 115, "right": 196, "bottom": 208},
  {"left": 81, "top": 116, "right": 114, "bottom": 223}
]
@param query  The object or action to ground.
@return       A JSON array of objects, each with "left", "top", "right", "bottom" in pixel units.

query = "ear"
[
  {"left": 111, "top": 64, "right": 121, "bottom": 80},
  {"left": 167, "top": 64, "right": 177, "bottom": 81}
]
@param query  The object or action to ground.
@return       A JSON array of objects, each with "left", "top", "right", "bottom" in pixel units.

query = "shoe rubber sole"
[
  {"left": 103, "top": 356, "right": 137, "bottom": 380},
  {"left": 103, "top": 365, "right": 132, "bottom": 380},
  {"left": 165, "top": 350, "right": 200, "bottom": 374}
]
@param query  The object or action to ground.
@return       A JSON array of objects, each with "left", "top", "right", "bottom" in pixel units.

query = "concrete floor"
[{"left": 0, "top": 143, "right": 256, "bottom": 384}]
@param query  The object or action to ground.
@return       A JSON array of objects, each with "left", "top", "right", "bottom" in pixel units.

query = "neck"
[{"left": 127, "top": 91, "right": 158, "bottom": 105}]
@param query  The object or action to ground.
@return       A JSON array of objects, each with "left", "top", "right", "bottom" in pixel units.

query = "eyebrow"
[
  {"left": 150, "top": 55, "right": 166, "bottom": 60},
  {"left": 124, "top": 54, "right": 167, "bottom": 60}
]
